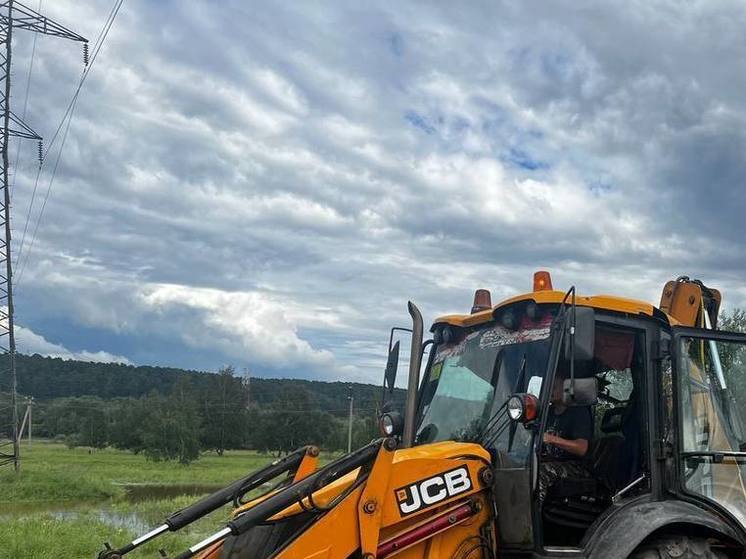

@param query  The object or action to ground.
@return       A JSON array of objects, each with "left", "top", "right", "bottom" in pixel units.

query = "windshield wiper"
[
  {"left": 476, "top": 350, "right": 509, "bottom": 448},
  {"left": 478, "top": 399, "right": 510, "bottom": 449},
  {"left": 506, "top": 355, "right": 528, "bottom": 452},
  {"left": 513, "top": 354, "right": 527, "bottom": 393}
]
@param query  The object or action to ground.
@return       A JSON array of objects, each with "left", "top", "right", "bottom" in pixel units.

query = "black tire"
[{"left": 630, "top": 535, "right": 729, "bottom": 559}]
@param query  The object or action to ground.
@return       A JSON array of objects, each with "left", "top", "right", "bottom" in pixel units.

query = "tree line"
[
  {"left": 8, "top": 353, "right": 402, "bottom": 417},
  {"left": 2, "top": 366, "right": 383, "bottom": 463}
]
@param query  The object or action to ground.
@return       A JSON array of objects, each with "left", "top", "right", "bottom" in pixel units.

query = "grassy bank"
[
  {"left": 0, "top": 440, "right": 278, "bottom": 502},
  {"left": 1, "top": 441, "right": 331, "bottom": 558},
  {"left": 1, "top": 515, "right": 131, "bottom": 559}
]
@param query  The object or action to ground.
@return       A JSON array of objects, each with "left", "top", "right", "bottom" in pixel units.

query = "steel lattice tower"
[{"left": 0, "top": 0, "right": 86, "bottom": 472}]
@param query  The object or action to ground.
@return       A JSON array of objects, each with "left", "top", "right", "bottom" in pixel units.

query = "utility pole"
[
  {"left": 26, "top": 396, "right": 30, "bottom": 445},
  {"left": 347, "top": 385, "right": 354, "bottom": 453},
  {"left": 17, "top": 396, "right": 29, "bottom": 444},
  {"left": 242, "top": 368, "right": 251, "bottom": 409},
  {"left": 0, "top": 0, "right": 86, "bottom": 473}
]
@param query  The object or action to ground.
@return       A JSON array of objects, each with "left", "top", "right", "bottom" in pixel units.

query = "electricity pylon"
[{"left": 0, "top": 0, "right": 86, "bottom": 472}]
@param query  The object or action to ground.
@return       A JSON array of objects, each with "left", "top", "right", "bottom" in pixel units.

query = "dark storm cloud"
[{"left": 8, "top": 0, "right": 746, "bottom": 380}]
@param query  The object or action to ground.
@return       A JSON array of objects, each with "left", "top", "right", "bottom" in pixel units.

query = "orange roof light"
[
  {"left": 471, "top": 289, "right": 492, "bottom": 314},
  {"left": 533, "top": 270, "right": 553, "bottom": 292}
]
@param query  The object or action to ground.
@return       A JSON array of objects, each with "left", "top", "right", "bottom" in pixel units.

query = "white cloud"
[
  {"left": 15, "top": 324, "right": 131, "bottom": 365},
  {"left": 141, "top": 283, "right": 347, "bottom": 375}
]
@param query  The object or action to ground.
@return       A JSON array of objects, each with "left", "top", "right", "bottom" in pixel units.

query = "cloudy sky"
[{"left": 6, "top": 0, "right": 746, "bottom": 382}]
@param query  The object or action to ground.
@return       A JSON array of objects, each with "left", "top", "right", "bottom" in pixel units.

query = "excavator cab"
[
  {"left": 400, "top": 274, "right": 746, "bottom": 554},
  {"left": 409, "top": 294, "right": 618, "bottom": 550}
]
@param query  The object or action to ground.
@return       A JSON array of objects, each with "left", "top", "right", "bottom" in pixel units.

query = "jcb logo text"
[{"left": 395, "top": 466, "right": 472, "bottom": 516}]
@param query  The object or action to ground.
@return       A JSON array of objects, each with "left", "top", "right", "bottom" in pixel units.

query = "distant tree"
[
  {"left": 140, "top": 385, "right": 201, "bottom": 464},
  {"left": 252, "top": 408, "right": 339, "bottom": 455},
  {"left": 200, "top": 365, "right": 247, "bottom": 455},
  {"left": 76, "top": 399, "right": 109, "bottom": 449},
  {"left": 717, "top": 308, "right": 746, "bottom": 406},
  {"left": 720, "top": 308, "right": 746, "bottom": 333},
  {"left": 109, "top": 398, "right": 146, "bottom": 453},
  {"left": 39, "top": 396, "right": 108, "bottom": 448}
]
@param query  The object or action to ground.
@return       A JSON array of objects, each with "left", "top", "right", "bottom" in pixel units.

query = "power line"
[
  {"left": 15, "top": 0, "right": 123, "bottom": 279},
  {"left": 15, "top": 0, "right": 124, "bottom": 285},
  {"left": 15, "top": 93, "right": 75, "bottom": 285},
  {"left": 9, "top": 0, "right": 41, "bottom": 202}
]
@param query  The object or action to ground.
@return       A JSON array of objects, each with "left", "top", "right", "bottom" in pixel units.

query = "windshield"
[
  {"left": 678, "top": 335, "right": 746, "bottom": 526},
  {"left": 415, "top": 317, "right": 554, "bottom": 462}
]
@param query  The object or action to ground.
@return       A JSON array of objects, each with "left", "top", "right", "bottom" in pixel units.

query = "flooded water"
[
  {"left": 120, "top": 483, "right": 222, "bottom": 502},
  {"left": 25, "top": 508, "right": 153, "bottom": 533}
]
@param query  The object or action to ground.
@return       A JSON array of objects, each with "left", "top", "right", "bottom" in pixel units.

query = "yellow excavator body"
[
  {"left": 100, "top": 272, "right": 746, "bottom": 559},
  {"left": 196, "top": 442, "right": 493, "bottom": 559}
]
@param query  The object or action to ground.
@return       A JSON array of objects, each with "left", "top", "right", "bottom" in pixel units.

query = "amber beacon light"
[
  {"left": 533, "top": 270, "right": 553, "bottom": 292},
  {"left": 471, "top": 289, "right": 492, "bottom": 314}
]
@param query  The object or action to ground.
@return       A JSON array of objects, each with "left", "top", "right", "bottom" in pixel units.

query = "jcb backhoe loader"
[{"left": 99, "top": 272, "right": 746, "bottom": 559}]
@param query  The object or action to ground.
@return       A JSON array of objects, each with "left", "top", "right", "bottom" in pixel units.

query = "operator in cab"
[{"left": 538, "top": 369, "right": 594, "bottom": 504}]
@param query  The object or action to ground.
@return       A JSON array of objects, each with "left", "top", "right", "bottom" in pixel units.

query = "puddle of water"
[
  {"left": 2, "top": 505, "right": 150, "bottom": 533},
  {"left": 1, "top": 483, "right": 221, "bottom": 516},
  {"left": 0, "top": 483, "right": 222, "bottom": 533},
  {"left": 120, "top": 483, "right": 222, "bottom": 502},
  {"left": 2, "top": 483, "right": 230, "bottom": 536},
  {"left": 95, "top": 509, "right": 150, "bottom": 533},
  {"left": 56, "top": 509, "right": 149, "bottom": 533}
]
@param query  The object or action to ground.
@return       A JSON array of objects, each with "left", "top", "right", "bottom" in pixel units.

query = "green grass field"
[
  {"left": 0, "top": 441, "right": 308, "bottom": 559},
  {"left": 0, "top": 440, "right": 278, "bottom": 501}
]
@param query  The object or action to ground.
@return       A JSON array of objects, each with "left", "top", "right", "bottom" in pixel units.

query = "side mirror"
[
  {"left": 566, "top": 307, "right": 595, "bottom": 362},
  {"left": 562, "top": 377, "right": 598, "bottom": 406},
  {"left": 381, "top": 340, "right": 400, "bottom": 412},
  {"left": 507, "top": 393, "right": 540, "bottom": 423}
]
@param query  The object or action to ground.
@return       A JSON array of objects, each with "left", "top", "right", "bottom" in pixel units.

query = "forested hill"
[{"left": 14, "top": 353, "right": 401, "bottom": 417}]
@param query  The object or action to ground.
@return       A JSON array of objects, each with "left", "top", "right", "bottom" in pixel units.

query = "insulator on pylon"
[
  {"left": 83, "top": 42, "right": 89, "bottom": 66},
  {"left": 37, "top": 140, "right": 43, "bottom": 166}
]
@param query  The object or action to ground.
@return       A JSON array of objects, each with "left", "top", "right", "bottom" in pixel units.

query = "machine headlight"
[
  {"left": 381, "top": 414, "right": 395, "bottom": 435},
  {"left": 379, "top": 411, "right": 403, "bottom": 437}
]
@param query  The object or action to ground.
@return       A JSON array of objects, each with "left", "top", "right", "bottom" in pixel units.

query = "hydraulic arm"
[{"left": 178, "top": 439, "right": 385, "bottom": 559}]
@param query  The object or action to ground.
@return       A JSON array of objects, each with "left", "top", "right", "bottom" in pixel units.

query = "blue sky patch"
[
  {"left": 589, "top": 180, "right": 613, "bottom": 195},
  {"left": 505, "top": 147, "right": 549, "bottom": 171},
  {"left": 404, "top": 110, "right": 436, "bottom": 135},
  {"left": 388, "top": 31, "right": 404, "bottom": 57}
]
